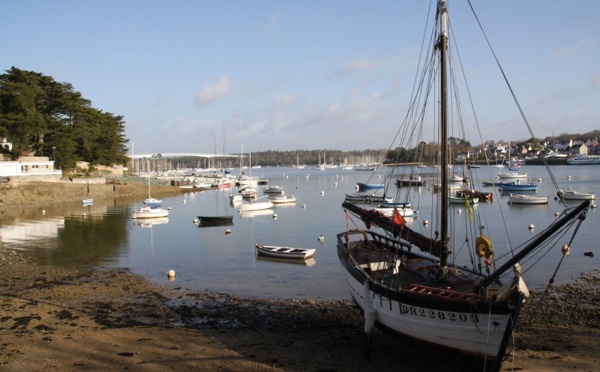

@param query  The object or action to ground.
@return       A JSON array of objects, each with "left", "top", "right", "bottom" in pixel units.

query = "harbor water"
[{"left": 0, "top": 165, "right": 598, "bottom": 301}]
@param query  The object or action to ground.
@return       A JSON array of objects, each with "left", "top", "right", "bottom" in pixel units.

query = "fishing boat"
[
  {"left": 255, "top": 244, "right": 315, "bottom": 260},
  {"left": 336, "top": 1, "right": 591, "bottom": 368},
  {"left": 507, "top": 193, "right": 549, "bottom": 205}
]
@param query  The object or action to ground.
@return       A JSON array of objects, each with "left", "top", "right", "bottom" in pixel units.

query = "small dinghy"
[{"left": 255, "top": 244, "right": 316, "bottom": 260}]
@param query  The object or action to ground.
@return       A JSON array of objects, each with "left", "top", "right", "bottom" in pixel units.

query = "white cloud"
[
  {"left": 554, "top": 36, "right": 591, "bottom": 58},
  {"left": 270, "top": 8, "right": 283, "bottom": 26},
  {"left": 332, "top": 57, "right": 377, "bottom": 79},
  {"left": 194, "top": 77, "right": 232, "bottom": 108}
]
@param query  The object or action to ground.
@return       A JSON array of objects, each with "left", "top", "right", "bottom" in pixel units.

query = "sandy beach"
[{"left": 1, "top": 182, "right": 599, "bottom": 371}]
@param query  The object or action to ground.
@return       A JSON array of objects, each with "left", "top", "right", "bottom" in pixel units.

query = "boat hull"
[
  {"left": 508, "top": 194, "right": 549, "bottom": 204},
  {"left": 133, "top": 207, "right": 169, "bottom": 219},
  {"left": 498, "top": 182, "right": 538, "bottom": 192},
  {"left": 357, "top": 182, "right": 384, "bottom": 191},
  {"left": 566, "top": 155, "right": 600, "bottom": 165},
  {"left": 336, "top": 230, "right": 520, "bottom": 362},
  {"left": 562, "top": 191, "right": 596, "bottom": 200},
  {"left": 269, "top": 196, "right": 297, "bottom": 204}
]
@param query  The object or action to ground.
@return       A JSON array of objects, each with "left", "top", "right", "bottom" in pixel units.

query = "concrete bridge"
[{"left": 128, "top": 153, "right": 240, "bottom": 159}]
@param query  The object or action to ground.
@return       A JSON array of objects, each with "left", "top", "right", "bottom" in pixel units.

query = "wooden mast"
[{"left": 438, "top": 0, "right": 450, "bottom": 267}]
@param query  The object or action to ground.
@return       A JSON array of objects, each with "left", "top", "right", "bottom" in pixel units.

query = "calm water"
[{"left": 0, "top": 165, "right": 597, "bottom": 301}]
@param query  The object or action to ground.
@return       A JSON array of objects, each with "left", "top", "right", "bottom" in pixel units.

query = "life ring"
[{"left": 476, "top": 236, "right": 494, "bottom": 259}]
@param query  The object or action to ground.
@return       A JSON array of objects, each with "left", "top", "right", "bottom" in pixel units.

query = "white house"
[{"left": 0, "top": 157, "right": 62, "bottom": 179}]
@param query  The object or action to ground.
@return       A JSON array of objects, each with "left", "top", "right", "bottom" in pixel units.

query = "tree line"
[{"left": 0, "top": 67, "right": 129, "bottom": 169}]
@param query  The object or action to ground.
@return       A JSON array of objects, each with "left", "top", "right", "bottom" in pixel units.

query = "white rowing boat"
[{"left": 255, "top": 244, "right": 316, "bottom": 260}]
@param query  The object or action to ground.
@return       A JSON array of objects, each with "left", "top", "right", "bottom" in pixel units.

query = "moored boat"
[
  {"left": 561, "top": 190, "right": 596, "bottom": 200},
  {"left": 396, "top": 177, "right": 426, "bottom": 187},
  {"left": 197, "top": 215, "right": 234, "bottom": 225},
  {"left": 144, "top": 197, "right": 162, "bottom": 208},
  {"left": 255, "top": 244, "right": 315, "bottom": 260},
  {"left": 263, "top": 185, "right": 284, "bottom": 194},
  {"left": 269, "top": 195, "right": 297, "bottom": 204},
  {"left": 566, "top": 154, "right": 600, "bottom": 165},
  {"left": 499, "top": 182, "right": 538, "bottom": 192},
  {"left": 357, "top": 182, "right": 384, "bottom": 191},
  {"left": 508, "top": 193, "right": 549, "bottom": 205},
  {"left": 132, "top": 206, "right": 169, "bottom": 219}
]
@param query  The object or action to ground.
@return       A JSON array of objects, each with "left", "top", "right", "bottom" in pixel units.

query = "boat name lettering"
[{"left": 400, "top": 304, "right": 478, "bottom": 323}]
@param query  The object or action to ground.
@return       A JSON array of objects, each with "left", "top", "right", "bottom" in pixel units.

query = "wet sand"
[{"left": 1, "top": 246, "right": 598, "bottom": 372}]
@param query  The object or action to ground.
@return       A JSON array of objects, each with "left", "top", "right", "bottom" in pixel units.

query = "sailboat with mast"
[{"left": 336, "top": 1, "right": 590, "bottom": 368}]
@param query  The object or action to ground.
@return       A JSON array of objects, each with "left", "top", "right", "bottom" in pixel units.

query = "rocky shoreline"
[{"left": 0, "top": 180, "right": 183, "bottom": 211}]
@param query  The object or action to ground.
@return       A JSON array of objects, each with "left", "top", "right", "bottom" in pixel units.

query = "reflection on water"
[
  {"left": 0, "top": 165, "right": 598, "bottom": 300},
  {"left": 256, "top": 255, "right": 317, "bottom": 267},
  {"left": 0, "top": 217, "right": 64, "bottom": 245},
  {"left": 133, "top": 217, "right": 170, "bottom": 228}
]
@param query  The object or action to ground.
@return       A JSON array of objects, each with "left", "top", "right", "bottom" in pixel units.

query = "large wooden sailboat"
[{"left": 336, "top": 1, "right": 591, "bottom": 368}]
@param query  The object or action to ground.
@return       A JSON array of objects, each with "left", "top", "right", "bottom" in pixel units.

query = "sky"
[{"left": 3, "top": 0, "right": 599, "bottom": 155}]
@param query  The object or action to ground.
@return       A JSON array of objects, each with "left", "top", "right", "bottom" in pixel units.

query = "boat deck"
[{"left": 346, "top": 239, "right": 492, "bottom": 298}]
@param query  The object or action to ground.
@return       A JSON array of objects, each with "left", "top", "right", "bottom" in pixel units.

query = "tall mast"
[{"left": 438, "top": 0, "right": 450, "bottom": 267}]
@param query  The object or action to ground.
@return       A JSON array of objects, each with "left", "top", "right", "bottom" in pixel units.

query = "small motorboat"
[
  {"left": 132, "top": 206, "right": 169, "bottom": 219},
  {"left": 255, "top": 244, "right": 316, "bottom": 260}
]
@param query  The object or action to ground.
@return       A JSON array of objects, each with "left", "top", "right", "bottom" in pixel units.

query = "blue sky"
[{"left": 3, "top": 1, "right": 599, "bottom": 155}]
